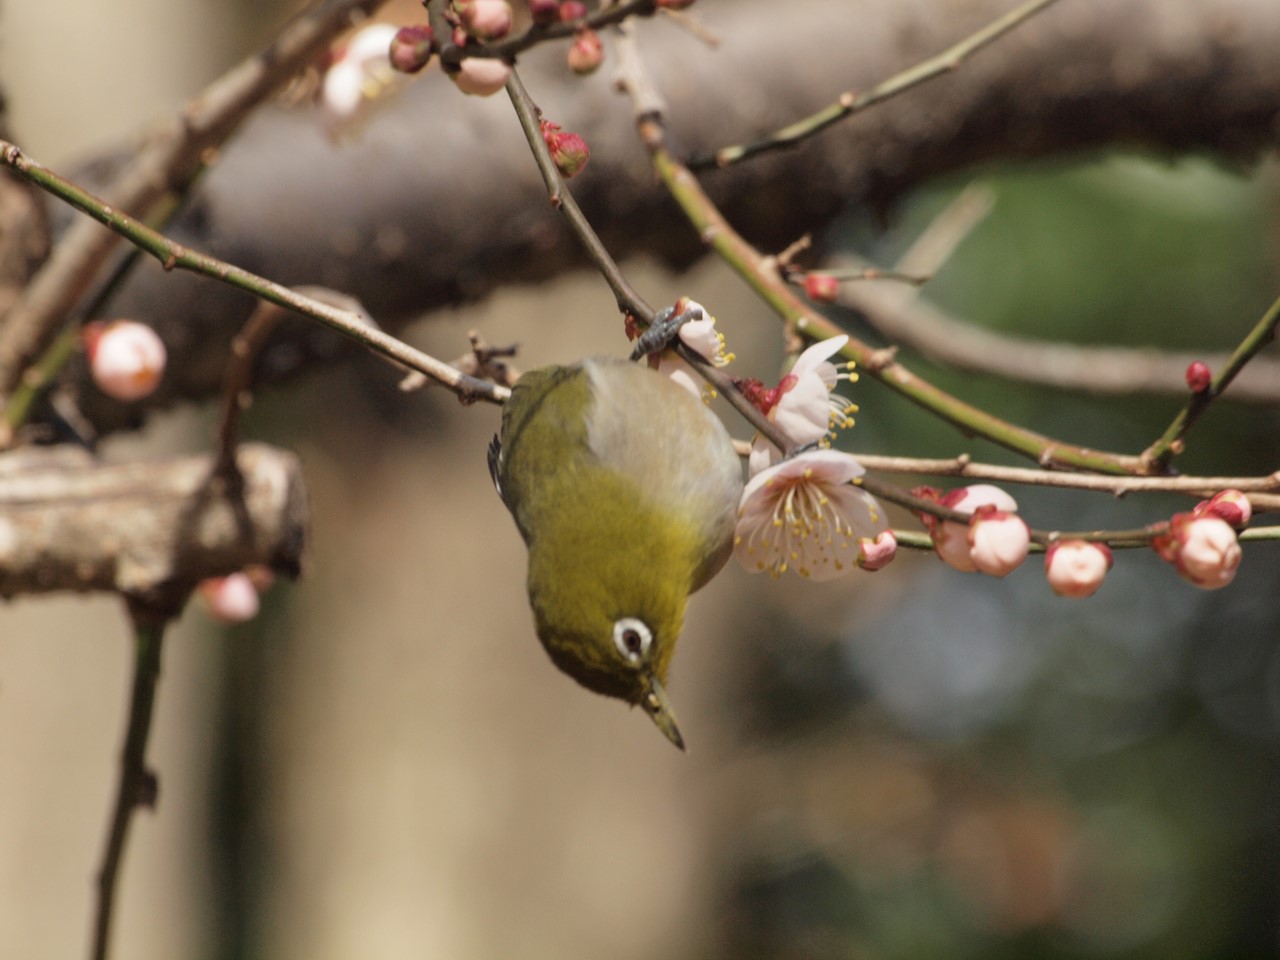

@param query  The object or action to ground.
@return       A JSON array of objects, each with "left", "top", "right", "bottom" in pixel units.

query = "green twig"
[
  {"left": 0, "top": 142, "right": 507, "bottom": 406},
  {"left": 1140, "top": 289, "right": 1280, "bottom": 470},
  {"left": 91, "top": 613, "right": 168, "bottom": 960},
  {"left": 692, "top": 0, "right": 1064, "bottom": 170},
  {"left": 642, "top": 131, "right": 1144, "bottom": 474}
]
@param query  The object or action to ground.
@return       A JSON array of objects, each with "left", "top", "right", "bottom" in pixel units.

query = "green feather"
[{"left": 492, "top": 357, "right": 742, "bottom": 707}]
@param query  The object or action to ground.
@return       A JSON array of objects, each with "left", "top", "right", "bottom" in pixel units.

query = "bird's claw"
[{"left": 629, "top": 304, "right": 704, "bottom": 361}]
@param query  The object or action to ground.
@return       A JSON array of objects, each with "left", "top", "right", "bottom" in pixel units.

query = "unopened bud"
[
  {"left": 559, "top": 1, "right": 587, "bottom": 21},
  {"left": 84, "top": 320, "right": 167, "bottom": 401},
  {"left": 1185, "top": 360, "right": 1211, "bottom": 393},
  {"left": 540, "top": 119, "right": 590, "bottom": 178},
  {"left": 967, "top": 506, "right": 1030, "bottom": 577},
  {"left": 1044, "top": 539, "right": 1112, "bottom": 598},
  {"left": 857, "top": 530, "right": 897, "bottom": 571},
  {"left": 389, "top": 24, "right": 436, "bottom": 74},
  {"left": 1153, "top": 512, "right": 1241, "bottom": 590},
  {"left": 450, "top": 56, "right": 512, "bottom": 95},
  {"left": 455, "top": 0, "right": 513, "bottom": 41},
  {"left": 566, "top": 27, "right": 603, "bottom": 74},
  {"left": 803, "top": 273, "right": 840, "bottom": 303},
  {"left": 656, "top": 0, "right": 698, "bottom": 7},
  {"left": 1195, "top": 488, "right": 1251, "bottom": 528},
  {"left": 198, "top": 573, "right": 261, "bottom": 624}
]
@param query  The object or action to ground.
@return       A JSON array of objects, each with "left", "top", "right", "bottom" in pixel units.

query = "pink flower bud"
[
  {"left": 540, "top": 119, "right": 590, "bottom": 178},
  {"left": 559, "top": 1, "right": 587, "bottom": 21},
  {"left": 967, "top": 506, "right": 1030, "bottom": 577},
  {"left": 1185, "top": 360, "right": 1211, "bottom": 393},
  {"left": 566, "top": 27, "right": 603, "bottom": 74},
  {"left": 803, "top": 273, "right": 840, "bottom": 303},
  {"left": 656, "top": 0, "right": 697, "bottom": 7},
  {"left": 913, "top": 484, "right": 1021, "bottom": 573},
  {"left": 455, "top": 0, "right": 513, "bottom": 41},
  {"left": 389, "top": 24, "right": 436, "bottom": 74},
  {"left": 198, "top": 573, "right": 261, "bottom": 624},
  {"left": 529, "top": 0, "right": 560, "bottom": 25},
  {"left": 1154, "top": 512, "right": 1241, "bottom": 590},
  {"left": 857, "top": 530, "right": 897, "bottom": 571},
  {"left": 84, "top": 320, "right": 166, "bottom": 401},
  {"left": 1195, "top": 488, "right": 1252, "bottom": 528},
  {"left": 450, "top": 57, "right": 511, "bottom": 96},
  {"left": 1044, "top": 539, "right": 1112, "bottom": 598}
]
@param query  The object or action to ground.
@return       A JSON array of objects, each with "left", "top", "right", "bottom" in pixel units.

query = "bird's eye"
[{"left": 612, "top": 618, "right": 652, "bottom": 665}]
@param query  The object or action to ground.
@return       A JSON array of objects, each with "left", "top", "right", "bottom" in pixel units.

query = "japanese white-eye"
[{"left": 488, "top": 356, "right": 743, "bottom": 749}]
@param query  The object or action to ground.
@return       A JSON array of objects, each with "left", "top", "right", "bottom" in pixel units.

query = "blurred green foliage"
[{"left": 716, "top": 154, "right": 1280, "bottom": 960}]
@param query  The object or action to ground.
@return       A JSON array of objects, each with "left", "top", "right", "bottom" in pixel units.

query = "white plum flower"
[
  {"left": 734, "top": 448, "right": 887, "bottom": 581},
  {"left": 748, "top": 335, "right": 859, "bottom": 473}
]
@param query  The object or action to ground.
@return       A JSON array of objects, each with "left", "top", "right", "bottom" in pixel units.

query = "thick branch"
[{"left": 0, "top": 443, "right": 307, "bottom": 603}]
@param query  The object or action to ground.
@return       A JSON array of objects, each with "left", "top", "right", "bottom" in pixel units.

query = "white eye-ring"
[{"left": 613, "top": 618, "right": 653, "bottom": 665}]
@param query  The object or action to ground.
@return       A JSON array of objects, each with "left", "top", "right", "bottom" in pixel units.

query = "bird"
[{"left": 488, "top": 356, "right": 743, "bottom": 749}]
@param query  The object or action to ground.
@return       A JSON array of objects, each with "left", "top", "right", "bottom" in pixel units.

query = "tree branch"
[{"left": 0, "top": 443, "right": 307, "bottom": 602}]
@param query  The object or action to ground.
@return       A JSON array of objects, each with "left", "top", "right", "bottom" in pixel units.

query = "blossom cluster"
[{"left": 643, "top": 303, "right": 893, "bottom": 581}]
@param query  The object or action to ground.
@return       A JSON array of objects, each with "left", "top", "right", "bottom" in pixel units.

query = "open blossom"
[
  {"left": 85, "top": 320, "right": 167, "bottom": 401},
  {"left": 745, "top": 335, "right": 859, "bottom": 473},
  {"left": 1154, "top": 512, "right": 1241, "bottom": 590},
  {"left": 647, "top": 299, "right": 733, "bottom": 398},
  {"left": 1045, "top": 540, "right": 1112, "bottom": 598},
  {"left": 320, "top": 23, "right": 404, "bottom": 137},
  {"left": 735, "top": 448, "right": 887, "bottom": 580}
]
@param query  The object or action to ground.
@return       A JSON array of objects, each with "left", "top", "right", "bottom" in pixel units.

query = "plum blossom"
[
  {"left": 967, "top": 505, "right": 1030, "bottom": 577},
  {"left": 647, "top": 299, "right": 733, "bottom": 398},
  {"left": 1154, "top": 512, "right": 1241, "bottom": 590},
  {"left": 735, "top": 448, "right": 887, "bottom": 580},
  {"left": 915, "top": 484, "right": 1023, "bottom": 574},
  {"left": 1044, "top": 540, "right": 1112, "bottom": 598},
  {"left": 744, "top": 335, "right": 859, "bottom": 473},
  {"left": 85, "top": 320, "right": 166, "bottom": 401},
  {"left": 1195, "top": 488, "right": 1251, "bottom": 528},
  {"left": 319, "top": 23, "right": 404, "bottom": 137},
  {"left": 198, "top": 573, "right": 261, "bottom": 624}
]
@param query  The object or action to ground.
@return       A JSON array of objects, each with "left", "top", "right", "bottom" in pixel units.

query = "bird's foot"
[{"left": 629, "top": 303, "right": 704, "bottom": 362}]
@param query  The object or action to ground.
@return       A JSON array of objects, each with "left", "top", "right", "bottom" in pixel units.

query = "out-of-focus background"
[{"left": 3, "top": 2, "right": 1280, "bottom": 959}]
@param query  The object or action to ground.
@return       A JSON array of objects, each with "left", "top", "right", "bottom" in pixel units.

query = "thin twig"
[
  {"left": 629, "top": 116, "right": 1145, "bottom": 473},
  {"left": 0, "top": 0, "right": 389, "bottom": 407},
  {"left": 852, "top": 452, "right": 1280, "bottom": 497},
  {"left": 1140, "top": 289, "right": 1280, "bottom": 469},
  {"left": 504, "top": 69, "right": 652, "bottom": 320},
  {"left": 831, "top": 248, "right": 1280, "bottom": 404},
  {"left": 0, "top": 142, "right": 507, "bottom": 406},
  {"left": 91, "top": 610, "right": 170, "bottom": 960},
  {"left": 692, "top": 0, "right": 1065, "bottom": 169},
  {"left": 439, "top": 0, "right": 656, "bottom": 66}
]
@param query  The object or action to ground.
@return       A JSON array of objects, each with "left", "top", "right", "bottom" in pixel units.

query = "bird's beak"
[{"left": 641, "top": 674, "right": 686, "bottom": 751}]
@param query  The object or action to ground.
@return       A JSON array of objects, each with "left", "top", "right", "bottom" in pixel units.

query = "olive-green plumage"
[{"left": 489, "top": 357, "right": 742, "bottom": 748}]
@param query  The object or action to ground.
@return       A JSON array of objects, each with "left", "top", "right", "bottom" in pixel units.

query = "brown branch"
[
  {"left": 832, "top": 249, "right": 1280, "bottom": 403},
  {"left": 6, "top": 0, "right": 1280, "bottom": 433},
  {"left": 0, "top": 443, "right": 307, "bottom": 602},
  {"left": 91, "top": 607, "right": 170, "bottom": 960},
  {"left": 0, "top": 0, "right": 390, "bottom": 406}
]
